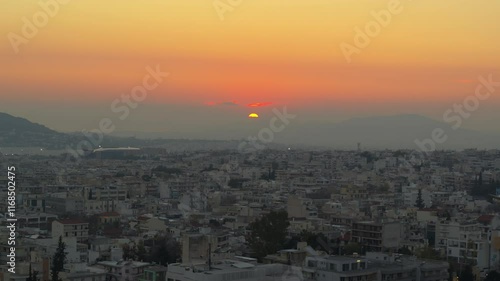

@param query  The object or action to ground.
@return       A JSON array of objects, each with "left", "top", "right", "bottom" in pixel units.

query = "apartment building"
[
  {"left": 97, "top": 261, "right": 151, "bottom": 281},
  {"left": 303, "top": 253, "right": 449, "bottom": 281},
  {"left": 52, "top": 219, "right": 89, "bottom": 243},
  {"left": 351, "top": 221, "right": 402, "bottom": 252},
  {"left": 302, "top": 255, "right": 378, "bottom": 281},
  {"left": 435, "top": 220, "right": 490, "bottom": 275}
]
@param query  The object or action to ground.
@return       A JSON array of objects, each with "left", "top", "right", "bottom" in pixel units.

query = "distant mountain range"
[
  {"left": 0, "top": 112, "right": 241, "bottom": 151},
  {"left": 0, "top": 112, "right": 499, "bottom": 151},
  {"left": 276, "top": 114, "right": 500, "bottom": 150},
  {"left": 108, "top": 114, "right": 500, "bottom": 150},
  {"left": 0, "top": 112, "right": 67, "bottom": 148},
  {"left": 0, "top": 112, "right": 60, "bottom": 135}
]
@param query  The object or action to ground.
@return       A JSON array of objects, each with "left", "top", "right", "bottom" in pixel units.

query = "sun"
[{"left": 248, "top": 113, "right": 259, "bottom": 118}]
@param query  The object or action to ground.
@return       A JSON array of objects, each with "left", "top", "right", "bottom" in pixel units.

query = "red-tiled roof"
[
  {"left": 478, "top": 215, "right": 494, "bottom": 224},
  {"left": 340, "top": 232, "right": 351, "bottom": 241},
  {"left": 99, "top": 212, "right": 121, "bottom": 217}
]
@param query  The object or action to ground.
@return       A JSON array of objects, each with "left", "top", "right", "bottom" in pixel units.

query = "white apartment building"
[
  {"left": 52, "top": 219, "right": 89, "bottom": 243},
  {"left": 435, "top": 220, "right": 490, "bottom": 275},
  {"left": 303, "top": 253, "right": 449, "bottom": 281}
]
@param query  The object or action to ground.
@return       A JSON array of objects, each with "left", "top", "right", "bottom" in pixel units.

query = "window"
[{"left": 343, "top": 264, "right": 350, "bottom": 271}]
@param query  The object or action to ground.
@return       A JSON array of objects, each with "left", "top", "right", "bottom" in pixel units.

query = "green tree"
[
  {"left": 416, "top": 246, "right": 441, "bottom": 260},
  {"left": 398, "top": 246, "right": 413, "bottom": 255},
  {"left": 246, "top": 210, "right": 290, "bottom": 260},
  {"left": 148, "top": 235, "right": 181, "bottom": 265},
  {"left": 122, "top": 243, "right": 134, "bottom": 260},
  {"left": 415, "top": 189, "right": 425, "bottom": 209},
  {"left": 26, "top": 264, "right": 32, "bottom": 281},
  {"left": 26, "top": 264, "right": 38, "bottom": 281},
  {"left": 31, "top": 270, "right": 39, "bottom": 281},
  {"left": 459, "top": 265, "right": 475, "bottom": 281},
  {"left": 228, "top": 178, "right": 249, "bottom": 188},
  {"left": 298, "top": 230, "right": 328, "bottom": 251},
  {"left": 51, "top": 236, "right": 67, "bottom": 281},
  {"left": 485, "top": 270, "right": 500, "bottom": 281},
  {"left": 343, "top": 242, "right": 362, "bottom": 255},
  {"left": 136, "top": 241, "right": 147, "bottom": 261}
]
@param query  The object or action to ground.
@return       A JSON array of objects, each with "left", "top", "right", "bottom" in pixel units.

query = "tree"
[
  {"left": 298, "top": 230, "right": 328, "bottom": 251},
  {"left": 136, "top": 241, "right": 147, "bottom": 261},
  {"left": 246, "top": 210, "right": 290, "bottom": 260},
  {"left": 416, "top": 246, "right": 441, "bottom": 260},
  {"left": 398, "top": 246, "right": 413, "bottom": 255},
  {"left": 26, "top": 264, "right": 39, "bottom": 281},
  {"left": 459, "top": 265, "right": 475, "bottom": 281},
  {"left": 87, "top": 214, "right": 100, "bottom": 235},
  {"left": 228, "top": 178, "right": 249, "bottom": 188},
  {"left": 415, "top": 189, "right": 425, "bottom": 209},
  {"left": 485, "top": 270, "right": 500, "bottom": 281},
  {"left": 26, "top": 264, "right": 32, "bottom": 281},
  {"left": 51, "top": 236, "right": 67, "bottom": 281},
  {"left": 148, "top": 235, "right": 181, "bottom": 265},
  {"left": 343, "top": 242, "right": 362, "bottom": 255},
  {"left": 122, "top": 243, "right": 134, "bottom": 260}
]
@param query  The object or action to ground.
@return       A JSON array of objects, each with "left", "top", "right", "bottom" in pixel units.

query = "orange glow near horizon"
[
  {"left": 248, "top": 102, "right": 273, "bottom": 107},
  {"left": 0, "top": 0, "right": 499, "bottom": 110}
]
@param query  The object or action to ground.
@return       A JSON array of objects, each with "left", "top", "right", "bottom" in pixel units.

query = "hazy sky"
[{"left": 1, "top": 0, "right": 499, "bottom": 135}]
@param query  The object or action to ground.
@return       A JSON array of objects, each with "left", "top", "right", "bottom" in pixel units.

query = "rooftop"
[
  {"left": 55, "top": 219, "right": 88, "bottom": 225},
  {"left": 97, "top": 261, "right": 151, "bottom": 268}
]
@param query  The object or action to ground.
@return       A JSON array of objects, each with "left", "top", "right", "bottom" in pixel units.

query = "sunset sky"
[{"left": 1, "top": 0, "right": 499, "bottom": 135}]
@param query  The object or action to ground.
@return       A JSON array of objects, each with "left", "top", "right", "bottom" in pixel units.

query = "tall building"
[
  {"left": 351, "top": 221, "right": 402, "bottom": 252},
  {"left": 52, "top": 219, "right": 89, "bottom": 243}
]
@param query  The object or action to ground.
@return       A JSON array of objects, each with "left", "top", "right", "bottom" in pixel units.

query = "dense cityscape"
[{"left": 1, "top": 147, "right": 500, "bottom": 280}]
